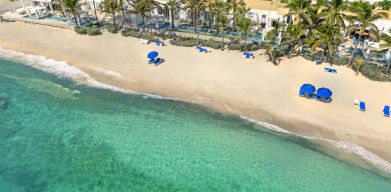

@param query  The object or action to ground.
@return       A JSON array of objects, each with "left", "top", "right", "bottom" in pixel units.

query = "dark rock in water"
[{"left": 0, "top": 97, "right": 8, "bottom": 109}]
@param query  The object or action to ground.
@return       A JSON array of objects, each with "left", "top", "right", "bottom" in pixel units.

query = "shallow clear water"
[{"left": 1, "top": 58, "right": 391, "bottom": 192}]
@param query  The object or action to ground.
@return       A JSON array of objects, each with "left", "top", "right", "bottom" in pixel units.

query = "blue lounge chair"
[
  {"left": 148, "top": 59, "right": 154, "bottom": 64},
  {"left": 198, "top": 47, "right": 208, "bottom": 53},
  {"left": 153, "top": 58, "right": 161, "bottom": 65},
  {"left": 155, "top": 40, "right": 164, "bottom": 46},
  {"left": 324, "top": 68, "right": 337, "bottom": 73},
  {"left": 243, "top": 52, "right": 254, "bottom": 59},
  {"left": 359, "top": 102, "right": 366, "bottom": 111},
  {"left": 384, "top": 105, "right": 390, "bottom": 117}
]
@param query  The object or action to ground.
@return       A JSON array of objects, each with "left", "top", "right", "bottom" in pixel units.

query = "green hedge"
[
  {"left": 360, "top": 64, "right": 391, "bottom": 82},
  {"left": 104, "top": 24, "right": 117, "bottom": 34},
  {"left": 74, "top": 26, "right": 101, "bottom": 36},
  {"left": 228, "top": 43, "right": 242, "bottom": 50},
  {"left": 121, "top": 29, "right": 142, "bottom": 38},
  {"left": 74, "top": 27, "right": 87, "bottom": 35},
  {"left": 86, "top": 26, "right": 101, "bottom": 36},
  {"left": 228, "top": 43, "right": 260, "bottom": 51},
  {"left": 201, "top": 39, "right": 222, "bottom": 49},
  {"left": 169, "top": 37, "right": 197, "bottom": 47}
]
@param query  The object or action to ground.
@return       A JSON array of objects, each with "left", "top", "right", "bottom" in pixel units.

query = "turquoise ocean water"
[{"left": 1, "top": 57, "right": 391, "bottom": 191}]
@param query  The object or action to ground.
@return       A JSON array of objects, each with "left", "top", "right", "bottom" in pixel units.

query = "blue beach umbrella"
[
  {"left": 147, "top": 51, "right": 159, "bottom": 60},
  {"left": 316, "top": 87, "right": 333, "bottom": 101},
  {"left": 299, "top": 84, "right": 316, "bottom": 96}
]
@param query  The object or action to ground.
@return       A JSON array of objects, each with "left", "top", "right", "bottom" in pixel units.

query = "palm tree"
[
  {"left": 380, "top": 29, "right": 391, "bottom": 72},
  {"left": 167, "top": 0, "right": 179, "bottom": 30},
  {"left": 183, "top": 0, "right": 205, "bottom": 34},
  {"left": 315, "top": 23, "right": 342, "bottom": 62},
  {"left": 214, "top": 0, "right": 228, "bottom": 50},
  {"left": 103, "top": 0, "right": 120, "bottom": 30},
  {"left": 238, "top": 17, "right": 252, "bottom": 52},
  {"left": 63, "top": 0, "right": 82, "bottom": 28},
  {"left": 286, "top": 25, "right": 305, "bottom": 57},
  {"left": 54, "top": 0, "right": 67, "bottom": 17},
  {"left": 117, "top": 0, "right": 127, "bottom": 29},
  {"left": 91, "top": 0, "right": 100, "bottom": 27},
  {"left": 287, "top": 0, "right": 312, "bottom": 26},
  {"left": 347, "top": 7, "right": 386, "bottom": 66},
  {"left": 320, "top": 0, "right": 347, "bottom": 30},
  {"left": 226, "top": 0, "right": 246, "bottom": 31},
  {"left": 130, "top": 0, "right": 152, "bottom": 33},
  {"left": 206, "top": 0, "right": 215, "bottom": 30}
]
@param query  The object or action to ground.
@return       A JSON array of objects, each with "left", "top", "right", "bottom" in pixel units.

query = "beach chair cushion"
[
  {"left": 324, "top": 68, "right": 337, "bottom": 73},
  {"left": 384, "top": 105, "right": 390, "bottom": 117},
  {"left": 153, "top": 58, "right": 161, "bottom": 65},
  {"left": 359, "top": 102, "right": 366, "bottom": 111}
]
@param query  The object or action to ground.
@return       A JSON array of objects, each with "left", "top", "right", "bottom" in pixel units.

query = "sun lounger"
[
  {"left": 153, "top": 58, "right": 161, "bottom": 65},
  {"left": 359, "top": 102, "right": 366, "bottom": 111},
  {"left": 155, "top": 40, "right": 164, "bottom": 46},
  {"left": 140, "top": 39, "right": 149, "bottom": 44},
  {"left": 354, "top": 99, "right": 360, "bottom": 105},
  {"left": 197, "top": 47, "right": 208, "bottom": 53},
  {"left": 324, "top": 68, "right": 337, "bottom": 73},
  {"left": 383, "top": 105, "right": 390, "bottom": 117},
  {"left": 243, "top": 52, "right": 254, "bottom": 59},
  {"left": 148, "top": 59, "right": 154, "bottom": 64}
]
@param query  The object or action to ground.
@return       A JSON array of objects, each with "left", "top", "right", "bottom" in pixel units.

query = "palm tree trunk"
[
  {"left": 244, "top": 33, "right": 247, "bottom": 52},
  {"left": 120, "top": 6, "right": 126, "bottom": 29},
  {"left": 221, "top": 25, "right": 225, "bottom": 50},
  {"left": 112, "top": 11, "right": 117, "bottom": 30},
  {"left": 73, "top": 11, "right": 79, "bottom": 28},
  {"left": 142, "top": 16, "right": 146, "bottom": 34},
  {"left": 320, "top": 45, "right": 327, "bottom": 62},
  {"left": 196, "top": 7, "right": 200, "bottom": 48},
  {"left": 170, "top": 8, "right": 175, "bottom": 30},
  {"left": 92, "top": 0, "right": 99, "bottom": 27},
  {"left": 348, "top": 34, "right": 362, "bottom": 67},
  {"left": 58, "top": 0, "right": 66, "bottom": 17}
]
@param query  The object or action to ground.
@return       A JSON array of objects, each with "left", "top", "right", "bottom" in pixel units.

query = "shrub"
[
  {"left": 248, "top": 44, "right": 261, "bottom": 51},
  {"left": 201, "top": 39, "right": 222, "bottom": 49},
  {"left": 121, "top": 29, "right": 142, "bottom": 38},
  {"left": 228, "top": 43, "right": 243, "bottom": 50},
  {"left": 86, "top": 26, "right": 101, "bottom": 36},
  {"left": 169, "top": 37, "right": 197, "bottom": 47},
  {"left": 259, "top": 41, "right": 273, "bottom": 49},
  {"left": 332, "top": 56, "right": 350, "bottom": 65},
  {"left": 360, "top": 64, "right": 391, "bottom": 82},
  {"left": 104, "top": 24, "right": 117, "bottom": 33},
  {"left": 74, "top": 27, "right": 87, "bottom": 35}
]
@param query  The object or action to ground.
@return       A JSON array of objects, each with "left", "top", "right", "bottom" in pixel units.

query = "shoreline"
[{"left": 1, "top": 22, "right": 391, "bottom": 173}]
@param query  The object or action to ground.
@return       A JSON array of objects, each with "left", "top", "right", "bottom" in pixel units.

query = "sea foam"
[
  {"left": 1, "top": 46, "right": 390, "bottom": 174},
  {"left": 240, "top": 115, "right": 391, "bottom": 173}
]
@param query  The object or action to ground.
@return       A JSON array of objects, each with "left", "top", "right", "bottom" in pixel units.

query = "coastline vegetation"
[{"left": 60, "top": 0, "right": 391, "bottom": 81}]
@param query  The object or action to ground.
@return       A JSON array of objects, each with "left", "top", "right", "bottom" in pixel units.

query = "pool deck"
[{"left": 1, "top": 9, "right": 71, "bottom": 29}]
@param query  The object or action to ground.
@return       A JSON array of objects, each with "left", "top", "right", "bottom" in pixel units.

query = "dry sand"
[{"left": 1, "top": 22, "right": 391, "bottom": 166}]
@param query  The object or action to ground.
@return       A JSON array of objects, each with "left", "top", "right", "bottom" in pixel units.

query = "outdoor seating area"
[
  {"left": 299, "top": 84, "right": 333, "bottom": 102},
  {"left": 155, "top": 39, "right": 164, "bottom": 46},
  {"left": 147, "top": 51, "right": 162, "bottom": 66}
]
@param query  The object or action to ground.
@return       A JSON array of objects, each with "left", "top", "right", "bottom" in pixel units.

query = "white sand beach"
[{"left": 0, "top": 22, "right": 391, "bottom": 165}]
